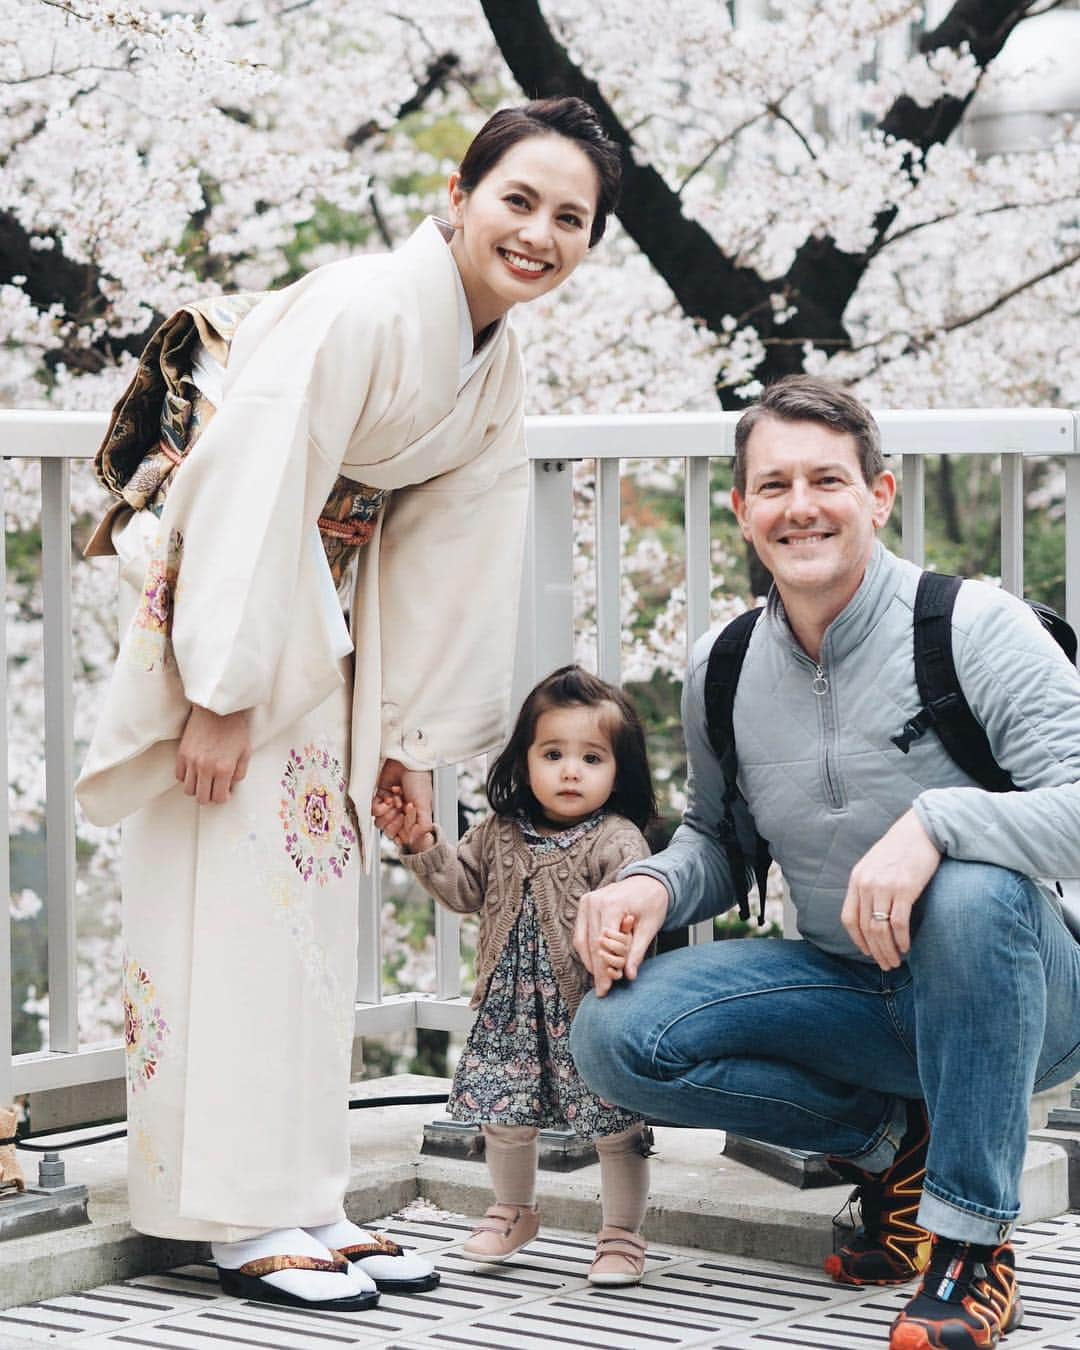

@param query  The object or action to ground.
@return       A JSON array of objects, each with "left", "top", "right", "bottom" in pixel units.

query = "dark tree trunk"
[
  {"left": 481, "top": 0, "right": 1054, "bottom": 392},
  {"left": 479, "top": 0, "right": 1051, "bottom": 595},
  {"left": 0, "top": 54, "right": 465, "bottom": 372}
]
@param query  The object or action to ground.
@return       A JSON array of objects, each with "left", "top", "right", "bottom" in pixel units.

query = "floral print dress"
[{"left": 447, "top": 812, "right": 641, "bottom": 1140}]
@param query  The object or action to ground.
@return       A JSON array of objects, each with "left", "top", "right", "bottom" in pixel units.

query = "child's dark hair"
[{"left": 486, "top": 665, "right": 656, "bottom": 831}]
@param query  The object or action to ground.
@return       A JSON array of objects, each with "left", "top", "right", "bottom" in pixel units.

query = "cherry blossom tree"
[
  {"left": 4, "top": 0, "right": 1078, "bottom": 1047},
  {"left": 484, "top": 0, "right": 1080, "bottom": 407}
]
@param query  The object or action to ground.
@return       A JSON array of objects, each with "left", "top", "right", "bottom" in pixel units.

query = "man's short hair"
[{"left": 733, "top": 375, "right": 885, "bottom": 494}]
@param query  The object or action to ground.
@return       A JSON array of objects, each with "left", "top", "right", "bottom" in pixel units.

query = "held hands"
[
  {"left": 841, "top": 808, "right": 942, "bottom": 970},
  {"left": 372, "top": 788, "right": 436, "bottom": 853},
  {"left": 371, "top": 759, "right": 435, "bottom": 853},
  {"left": 596, "top": 912, "right": 635, "bottom": 986},
  {"left": 574, "top": 873, "right": 669, "bottom": 997},
  {"left": 175, "top": 705, "right": 251, "bottom": 805}
]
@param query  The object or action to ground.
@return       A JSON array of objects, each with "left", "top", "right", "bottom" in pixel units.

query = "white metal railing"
[{"left": 2, "top": 406, "right": 1079, "bottom": 1117}]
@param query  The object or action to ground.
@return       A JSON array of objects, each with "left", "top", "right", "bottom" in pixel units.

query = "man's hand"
[
  {"left": 175, "top": 705, "right": 251, "bottom": 805},
  {"left": 574, "top": 874, "right": 669, "bottom": 997},
  {"left": 842, "top": 809, "right": 942, "bottom": 970},
  {"left": 595, "top": 912, "right": 635, "bottom": 985}
]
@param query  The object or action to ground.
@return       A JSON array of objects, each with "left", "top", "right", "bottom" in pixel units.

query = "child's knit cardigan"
[{"left": 401, "top": 812, "right": 651, "bottom": 1016}]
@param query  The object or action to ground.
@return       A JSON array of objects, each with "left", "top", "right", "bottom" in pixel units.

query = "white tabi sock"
[
  {"left": 212, "top": 1226, "right": 375, "bottom": 1302},
  {"left": 304, "top": 1219, "right": 435, "bottom": 1283},
  {"left": 304, "top": 1218, "right": 375, "bottom": 1249}
]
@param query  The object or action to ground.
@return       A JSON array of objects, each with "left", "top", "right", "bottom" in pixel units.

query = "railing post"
[
  {"left": 595, "top": 458, "right": 622, "bottom": 683},
  {"left": 40, "top": 458, "right": 78, "bottom": 1053},
  {"left": 1067, "top": 417, "right": 1080, "bottom": 647},
  {"left": 684, "top": 455, "right": 716, "bottom": 946},
  {"left": 529, "top": 460, "right": 575, "bottom": 679},
  {"left": 0, "top": 459, "right": 12, "bottom": 1103},
  {"left": 684, "top": 456, "right": 712, "bottom": 653},
  {"left": 433, "top": 763, "right": 461, "bottom": 1000},
  {"left": 901, "top": 454, "right": 925, "bottom": 565},
  {"left": 1000, "top": 452, "right": 1024, "bottom": 597}
]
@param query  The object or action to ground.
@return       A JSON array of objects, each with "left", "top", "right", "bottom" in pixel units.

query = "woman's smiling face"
[{"left": 448, "top": 133, "right": 599, "bottom": 332}]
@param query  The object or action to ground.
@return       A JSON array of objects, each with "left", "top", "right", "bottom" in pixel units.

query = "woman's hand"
[
  {"left": 175, "top": 705, "right": 251, "bottom": 805},
  {"left": 372, "top": 760, "right": 434, "bottom": 852}
]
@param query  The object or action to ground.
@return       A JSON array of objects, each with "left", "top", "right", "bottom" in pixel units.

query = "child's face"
[{"left": 526, "top": 703, "right": 617, "bottom": 829}]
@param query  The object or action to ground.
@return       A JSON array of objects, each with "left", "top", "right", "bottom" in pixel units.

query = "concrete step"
[{"left": 0, "top": 1074, "right": 1072, "bottom": 1313}]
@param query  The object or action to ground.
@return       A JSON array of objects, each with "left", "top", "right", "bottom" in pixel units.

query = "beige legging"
[{"left": 482, "top": 1122, "right": 649, "bottom": 1232}]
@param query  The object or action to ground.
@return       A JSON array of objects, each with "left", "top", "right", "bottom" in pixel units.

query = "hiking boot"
[
  {"left": 889, "top": 1239, "right": 1023, "bottom": 1349},
  {"left": 824, "top": 1099, "right": 932, "bottom": 1286}
]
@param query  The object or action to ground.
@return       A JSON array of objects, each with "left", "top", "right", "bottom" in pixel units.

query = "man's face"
[{"left": 731, "top": 416, "right": 895, "bottom": 614}]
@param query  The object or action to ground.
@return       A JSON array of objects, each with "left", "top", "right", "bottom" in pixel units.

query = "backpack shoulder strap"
[
  {"left": 894, "top": 571, "right": 1014, "bottom": 792},
  {"left": 703, "top": 607, "right": 771, "bottom": 924},
  {"left": 704, "top": 607, "right": 763, "bottom": 760}
]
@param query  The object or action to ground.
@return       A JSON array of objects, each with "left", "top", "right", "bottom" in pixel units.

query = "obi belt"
[{"left": 86, "top": 292, "right": 385, "bottom": 590}]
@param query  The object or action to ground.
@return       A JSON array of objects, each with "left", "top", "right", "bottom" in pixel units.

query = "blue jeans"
[{"left": 571, "top": 860, "right": 1080, "bottom": 1245}]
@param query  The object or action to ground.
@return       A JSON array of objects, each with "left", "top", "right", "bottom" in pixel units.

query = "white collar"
[{"left": 432, "top": 217, "right": 506, "bottom": 391}]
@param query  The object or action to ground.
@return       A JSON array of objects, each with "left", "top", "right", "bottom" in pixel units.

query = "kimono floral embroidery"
[
  {"left": 238, "top": 818, "right": 355, "bottom": 1055},
  {"left": 125, "top": 528, "right": 183, "bottom": 673},
  {"left": 279, "top": 743, "right": 356, "bottom": 885},
  {"left": 123, "top": 958, "right": 169, "bottom": 1092},
  {"left": 129, "top": 1115, "right": 171, "bottom": 1193}
]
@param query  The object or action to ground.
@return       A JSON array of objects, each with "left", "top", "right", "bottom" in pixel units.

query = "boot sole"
[
  {"left": 889, "top": 1295, "right": 1024, "bottom": 1349},
  {"left": 824, "top": 1252, "right": 922, "bottom": 1287},
  {"left": 217, "top": 1268, "right": 380, "bottom": 1311}
]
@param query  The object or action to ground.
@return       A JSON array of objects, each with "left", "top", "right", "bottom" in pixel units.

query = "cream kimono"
[{"left": 76, "top": 219, "right": 528, "bottom": 1240}]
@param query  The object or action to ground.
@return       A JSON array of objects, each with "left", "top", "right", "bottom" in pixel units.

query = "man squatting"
[{"left": 571, "top": 376, "right": 1080, "bottom": 1350}]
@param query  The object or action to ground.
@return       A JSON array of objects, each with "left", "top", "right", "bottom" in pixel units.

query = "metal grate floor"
[{"left": 0, "top": 1210, "right": 1077, "bottom": 1349}]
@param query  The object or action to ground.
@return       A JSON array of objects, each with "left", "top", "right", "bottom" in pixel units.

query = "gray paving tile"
[{"left": 4, "top": 1211, "right": 1077, "bottom": 1349}]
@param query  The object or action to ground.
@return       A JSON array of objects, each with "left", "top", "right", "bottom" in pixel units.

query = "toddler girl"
[{"left": 374, "top": 665, "right": 655, "bottom": 1285}]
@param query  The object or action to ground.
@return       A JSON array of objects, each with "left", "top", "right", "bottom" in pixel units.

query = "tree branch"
[
  {"left": 478, "top": 0, "right": 768, "bottom": 405},
  {"left": 841, "top": 249, "right": 1080, "bottom": 382},
  {"left": 1, "top": 41, "right": 465, "bottom": 370},
  {"left": 781, "top": 0, "right": 1056, "bottom": 373},
  {"left": 481, "top": 0, "right": 1065, "bottom": 393},
  {"left": 766, "top": 101, "right": 818, "bottom": 161},
  {"left": 345, "top": 51, "right": 461, "bottom": 150},
  {"left": 939, "top": 248, "right": 1080, "bottom": 334},
  {"left": 878, "top": 192, "right": 1080, "bottom": 250}
]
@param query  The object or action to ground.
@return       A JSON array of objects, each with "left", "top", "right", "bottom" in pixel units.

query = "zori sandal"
[
  {"left": 588, "top": 1226, "right": 646, "bottom": 1286},
  {"left": 216, "top": 1250, "right": 380, "bottom": 1310},
  {"left": 338, "top": 1230, "right": 441, "bottom": 1293},
  {"left": 462, "top": 1203, "right": 540, "bottom": 1262}
]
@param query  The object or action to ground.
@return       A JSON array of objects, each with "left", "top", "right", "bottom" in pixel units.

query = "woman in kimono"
[{"left": 76, "top": 97, "right": 622, "bottom": 1313}]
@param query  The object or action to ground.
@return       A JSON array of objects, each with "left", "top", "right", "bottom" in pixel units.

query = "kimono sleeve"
[
  {"left": 165, "top": 267, "right": 404, "bottom": 715},
  {"left": 377, "top": 376, "right": 528, "bottom": 769}
]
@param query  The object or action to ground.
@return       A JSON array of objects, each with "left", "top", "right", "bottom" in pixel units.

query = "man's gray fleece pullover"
[{"left": 626, "top": 542, "right": 1080, "bottom": 960}]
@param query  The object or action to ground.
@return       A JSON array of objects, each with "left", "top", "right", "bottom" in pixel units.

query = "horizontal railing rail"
[{"left": 3, "top": 406, "right": 1078, "bottom": 1116}]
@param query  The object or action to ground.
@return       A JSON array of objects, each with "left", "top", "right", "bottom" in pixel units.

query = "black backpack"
[{"left": 703, "top": 571, "right": 1078, "bottom": 926}]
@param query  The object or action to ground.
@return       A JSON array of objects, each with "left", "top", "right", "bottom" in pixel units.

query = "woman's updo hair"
[{"left": 456, "top": 97, "right": 622, "bottom": 247}]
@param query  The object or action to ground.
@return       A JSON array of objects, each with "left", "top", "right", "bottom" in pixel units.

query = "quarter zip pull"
[{"left": 811, "top": 665, "right": 828, "bottom": 696}]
